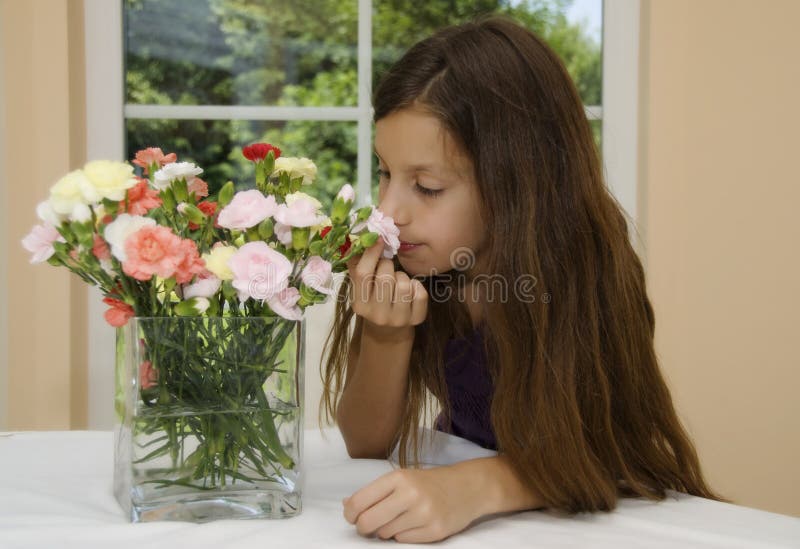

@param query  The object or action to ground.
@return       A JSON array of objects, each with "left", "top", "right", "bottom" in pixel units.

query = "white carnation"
[
  {"left": 153, "top": 162, "right": 203, "bottom": 191},
  {"left": 103, "top": 213, "right": 156, "bottom": 262}
]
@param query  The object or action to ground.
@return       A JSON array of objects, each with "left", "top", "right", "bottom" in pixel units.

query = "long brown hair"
[{"left": 320, "top": 15, "right": 727, "bottom": 513}]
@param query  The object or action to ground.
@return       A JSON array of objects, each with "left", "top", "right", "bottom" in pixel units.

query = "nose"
[{"left": 377, "top": 181, "right": 410, "bottom": 227}]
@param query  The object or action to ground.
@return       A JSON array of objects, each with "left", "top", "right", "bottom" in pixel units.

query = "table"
[{"left": 1, "top": 428, "right": 798, "bottom": 548}]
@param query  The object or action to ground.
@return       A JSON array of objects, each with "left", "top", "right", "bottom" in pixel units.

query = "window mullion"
[{"left": 356, "top": 0, "right": 374, "bottom": 208}]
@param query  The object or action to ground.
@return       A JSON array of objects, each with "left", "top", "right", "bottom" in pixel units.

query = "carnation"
[
  {"left": 82, "top": 160, "right": 138, "bottom": 202},
  {"left": 273, "top": 157, "right": 317, "bottom": 185},
  {"left": 103, "top": 214, "right": 157, "bottom": 262},
  {"left": 352, "top": 207, "right": 401, "bottom": 258},
  {"left": 153, "top": 162, "right": 204, "bottom": 191}
]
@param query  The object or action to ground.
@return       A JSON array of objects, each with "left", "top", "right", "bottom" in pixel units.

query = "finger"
[
  {"left": 393, "top": 272, "right": 413, "bottom": 305},
  {"left": 394, "top": 526, "right": 441, "bottom": 544},
  {"left": 349, "top": 240, "right": 385, "bottom": 307},
  {"left": 354, "top": 493, "right": 410, "bottom": 537},
  {"left": 389, "top": 272, "right": 413, "bottom": 326},
  {"left": 350, "top": 238, "right": 384, "bottom": 280},
  {"left": 343, "top": 471, "right": 398, "bottom": 525},
  {"left": 376, "top": 510, "right": 425, "bottom": 541},
  {"left": 372, "top": 258, "right": 396, "bottom": 310},
  {"left": 409, "top": 279, "right": 429, "bottom": 325}
]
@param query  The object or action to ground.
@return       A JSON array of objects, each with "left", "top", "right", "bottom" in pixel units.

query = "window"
[
  {"left": 121, "top": 0, "right": 606, "bottom": 212},
  {"left": 85, "top": 0, "right": 638, "bottom": 429}
]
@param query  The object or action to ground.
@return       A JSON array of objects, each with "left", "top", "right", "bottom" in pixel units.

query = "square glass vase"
[{"left": 113, "top": 316, "right": 305, "bottom": 522}]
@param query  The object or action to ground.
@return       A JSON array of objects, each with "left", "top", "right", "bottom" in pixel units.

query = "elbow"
[
  {"left": 343, "top": 440, "right": 390, "bottom": 460},
  {"left": 336, "top": 411, "right": 392, "bottom": 459}
]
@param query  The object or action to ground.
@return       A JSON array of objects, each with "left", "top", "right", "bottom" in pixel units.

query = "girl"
[{"left": 320, "top": 15, "right": 725, "bottom": 543}]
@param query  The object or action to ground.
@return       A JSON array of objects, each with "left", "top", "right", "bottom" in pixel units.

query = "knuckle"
[
  {"left": 430, "top": 521, "right": 446, "bottom": 539},
  {"left": 395, "top": 280, "right": 411, "bottom": 295},
  {"left": 418, "top": 500, "right": 433, "bottom": 516},
  {"left": 355, "top": 516, "right": 372, "bottom": 536},
  {"left": 353, "top": 267, "right": 370, "bottom": 280},
  {"left": 371, "top": 313, "right": 388, "bottom": 325}
]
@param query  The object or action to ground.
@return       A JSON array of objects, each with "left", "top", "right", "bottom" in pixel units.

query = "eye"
[
  {"left": 376, "top": 168, "right": 390, "bottom": 181},
  {"left": 415, "top": 183, "right": 443, "bottom": 198}
]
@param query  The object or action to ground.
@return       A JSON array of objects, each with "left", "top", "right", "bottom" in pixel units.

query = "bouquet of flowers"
[{"left": 22, "top": 143, "right": 400, "bottom": 518}]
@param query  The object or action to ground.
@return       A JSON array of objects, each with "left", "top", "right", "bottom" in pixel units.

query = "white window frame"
[{"left": 84, "top": 0, "right": 639, "bottom": 428}]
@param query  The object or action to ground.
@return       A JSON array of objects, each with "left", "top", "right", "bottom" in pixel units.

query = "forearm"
[
  {"left": 444, "top": 455, "right": 544, "bottom": 518},
  {"left": 337, "top": 325, "right": 414, "bottom": 457}
]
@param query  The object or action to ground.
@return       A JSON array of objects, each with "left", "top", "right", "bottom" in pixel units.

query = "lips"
[{"left": 399, "top": 241, "right": 422, "bottom": 252}]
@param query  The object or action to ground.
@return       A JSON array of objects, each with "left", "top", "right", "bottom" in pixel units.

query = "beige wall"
[
  {"left": 0, "top": 0, "right": 87, "bottom": 429},
  {"left": 639, "top": 0, "right": 800, "bottom": 517},
  {"left": 0, "top": 0, "right": 797, "bottom": 518}
]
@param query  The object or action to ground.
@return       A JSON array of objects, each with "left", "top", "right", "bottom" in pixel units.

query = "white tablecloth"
[{"left": 0, "top": 428, "right": 798, "bottom": 548}]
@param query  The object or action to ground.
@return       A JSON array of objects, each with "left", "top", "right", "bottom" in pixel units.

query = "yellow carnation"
[
  {"left": 202, "top": 245, "right": 236, "bottom": 280},
  {"left": 49, "top": 169, "right": 92, "bottom": 216},
  {"left": 273, "top": 157, "right": 317, "bottom": 185},
  {"left": 82, "top": 160, "right": 137, "bottom": 202}
]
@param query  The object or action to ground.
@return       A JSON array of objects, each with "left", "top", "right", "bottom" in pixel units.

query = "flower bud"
[
  {"left": 172, "top": 178, "right": 189, "bottom": 202},
  {"left": 174, "top": 297, "right": 210, "bottom": 316},
  {"left": 258, "top": 217, "right": 274, "bottom": 240},
  {"left": 360, "top": 231, "right": 379, "bottom": 248},
  {"left": 355, "top": 206, "right": 372, "bottom": 223},
  {"left": 161, "top": 188, "right": 176, "bottom": 211},
  {"left": 331, "top": 196, "right": 351, "bottom": 225},
  {"left": 180, "top": 203, "right": 205, "bottom": 225},
  {"left": 291, "top": 227, "right": 310, "bottom": 250},
  {"left": 218, "top": 181, "right": 235, "bottom": 207}
]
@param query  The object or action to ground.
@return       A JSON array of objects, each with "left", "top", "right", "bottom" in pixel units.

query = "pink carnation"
[
  {"left": 274, "top": 197, "right": 323, "bottom": 228},
  {"left": 103, "top": 297, "right": 134, "bottom": 328},
  {"left": 228, "top": 241, "right": 292, "bottom": 302},
  {"left": 267, "top": 286, "right": 302, "bottom": 321},
  {"left": 274, "top": 222, "right": 293, "bottom": 246},
  {"left": 188, "top": 177, "right": 209, "bottom": 198},
  {"left": 122, "top": 226, "right": 183, "bottom": 281},
  {"left": 92, "top": 234, "right": 111, "bottom": 261},
  {"left": 352, "top": 207, "right": 400, "bottom": 259},
  {"left": 217, "top": 190, "right": 277, "bottom": 230},
  {"left": 21, "top": 223, "right": 63, "bottom": 263},
  {"left": 173, "top": 239, "right": 205, "bottom": 284},
  {"left": 120, "top": 178, "right": 161, "bottom": 215},
  {"left": 183, "top": 270, "right": 222, "bottom": 299},
  {"left": 300, "top": 256, "right": 334, "bottom": 295},
  {"left": 132, "top": 147, "right": 177, "bottom": 174},
  {"left": 139, "top": 360, "right": 157, "bottom": 390},
  {"left": 336, "top": 183, "right": 355, "bottom": 202}
]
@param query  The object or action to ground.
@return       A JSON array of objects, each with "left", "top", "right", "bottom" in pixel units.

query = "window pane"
[
  {"left": 590, "top": 118, "right": 602, "bottom": 151},
  {"left": 124, "top": 0, "right": 358, "bottom": 107},
  {"left": 372, "top": 0, "right": 602, "bottom": 105},
  {"left": 371, "top": 1, "right": 602, "bottom": 199},
  {"left": 125, "top": 119, "right": 357, "bottom": 211}
]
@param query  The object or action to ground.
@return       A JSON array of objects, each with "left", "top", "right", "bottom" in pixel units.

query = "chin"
[{"left": 397, "top": 257, "right": 448, "bottom": 279}]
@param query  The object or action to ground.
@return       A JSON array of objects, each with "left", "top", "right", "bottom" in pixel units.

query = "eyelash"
[{"left": 376, "top": 168, "right": 443, "bottom": 198}]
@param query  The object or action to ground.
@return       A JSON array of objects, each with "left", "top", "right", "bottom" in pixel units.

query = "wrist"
[
  {"left": 446, "top": 456, "right": 543, "bottom": 518},
  {"left": 361, "top": 321, "right": 415, "bottom": 346}
]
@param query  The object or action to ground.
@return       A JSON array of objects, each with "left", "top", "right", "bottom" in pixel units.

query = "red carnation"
[
  {"left": 188, "top": 200, "right": 219, "bottom": 230},
  {"left": 338, "top": 236, "right": 352, "bottom": 257},
  {"left": 102, "top": 297, "right": 134, "bottom": 328},
  {"left": 319, "top": 226, "right": 351, "bottom": 257},
  {"left": 242, "top": 143, "right": 281, "bottom": 162}
]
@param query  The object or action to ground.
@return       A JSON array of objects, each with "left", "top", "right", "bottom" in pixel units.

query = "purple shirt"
[{"left": 434, "top": 324, "right": 498, "bottom": 450}]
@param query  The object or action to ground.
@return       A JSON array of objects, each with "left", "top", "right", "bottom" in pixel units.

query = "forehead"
[{"left": 374, "top": 108, "right": 472, "bottom": 179}]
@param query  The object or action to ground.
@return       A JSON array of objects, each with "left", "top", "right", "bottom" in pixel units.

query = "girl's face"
[{"left": 374, "top": 108, "right": 487, "bottom": 278}]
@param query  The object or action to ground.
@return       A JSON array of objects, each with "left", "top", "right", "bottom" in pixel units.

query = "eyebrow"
[{"left": 374, "top": 149, "right": 452, "bottom": 178}]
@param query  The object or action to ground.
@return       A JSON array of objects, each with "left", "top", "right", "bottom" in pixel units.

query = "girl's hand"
[
  {"left": 347, "top": 239, "right": 428, "bottom": 338},
  {"left": 342, "top": 467, "right": 482, "bottom": 543}
]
